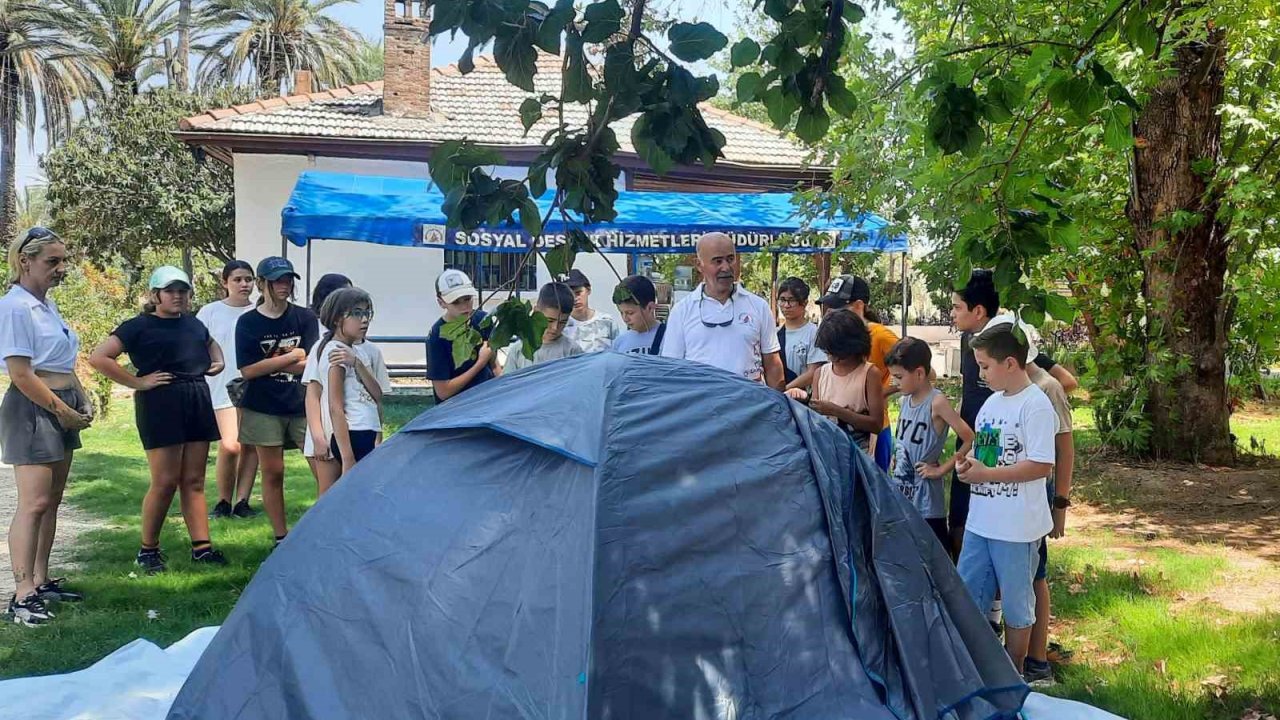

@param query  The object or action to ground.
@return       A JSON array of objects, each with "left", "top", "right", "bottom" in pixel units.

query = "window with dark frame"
[{"left": 444, "top": 250, "right": 537, "bottom": 293}]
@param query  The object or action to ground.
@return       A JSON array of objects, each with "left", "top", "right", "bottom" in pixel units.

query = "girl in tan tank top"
[{"left": 785, "top": 311, "right": 886, "bottom": 454}]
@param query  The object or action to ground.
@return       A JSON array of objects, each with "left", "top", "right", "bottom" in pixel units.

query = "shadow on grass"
[{"left": 1043, "top": 549, "right": 1280, "bottom": 720}]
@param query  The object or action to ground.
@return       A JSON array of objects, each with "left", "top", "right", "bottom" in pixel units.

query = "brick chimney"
[
  {"left": 292, "top": 69, "right": 314, "bottom": 94},
  {"left": 383, "top": 0, "right": 431, "bottom": 117}
]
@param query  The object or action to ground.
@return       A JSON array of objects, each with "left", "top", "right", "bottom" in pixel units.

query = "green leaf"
[
  {"left": 632, "top": 114, "right": 676, "bottom": 175},
  {"left": 440, "top": 314, "right": 482, "bottom": 367},
  {"left": 544, "top": 242, "right": 575, "bottom": 277},
  {"left": 486, "top": 297, "right": 546, "bottom": 359},
  {"left": 763, "top": 84, "right": 800, "bottom": 128},
  {"left": 534, "top": 0, "right": 573, "bottom": 53},
  {"left": 519, "top": 98, "right": 543, "bottom": 134},
  {"left": 927, "top": 83, "right": 984, "bottom": 155},
  {"left": 519, "top": 197, "right": 543, "bottom": 237},
  {"left": 1102, "top": 104, "right": 1133, "bottom": 150},
  {"left": 1051, "top": 220, "right": 1081, "bottom": 252},
  {"left": 825, "top": 74, "right": 858, "bottom": 117},
  {"left": 794, "top": 103, "right": 830, "bottom": 143},
  {"left": 763, "top": 0, "right": 797, "bottom": 22},
  {"left": 981, "top": 76, "right": 1023, "bottom": 123},
  {"left": 736, "top": 71, "right": 764, "bottom": 102},
  {"left": 1045, "top": 292, "right": 1074, "bottom": 322},
  {"left": 730, "top": 37, "right": 761, "bottom": 68},
  {"left": 581, "top": 0, "right": 624, "bottom": 43},
  {"left": 667, "top": 22, "right": 729, "bottom": 62},
  {"left": 494, "top": 34, "right": 537, "bottom": 92},
  {"left": 1048, "top": 75, "right": 1105, "bottom": 122},
  {"left": 842, "top": 2, "right": 865, "bottom": 23},
  {"left": 562, "top": 31, "right": 592, "bottom": 103}
]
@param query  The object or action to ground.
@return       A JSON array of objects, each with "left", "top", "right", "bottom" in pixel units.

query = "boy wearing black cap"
[
  {"left": 819, "top": 275, "right": 900, "bottom": 470},
  {"left": 611, "top": 275, "right": 666, "bottom": 355},
  {"left": 563, "top": 269, "right": 620, "bottom": 352}
]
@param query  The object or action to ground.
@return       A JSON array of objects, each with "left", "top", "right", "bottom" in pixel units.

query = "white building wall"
[{"left": 232, "top": 153, "right": 626, "bottom": 364}]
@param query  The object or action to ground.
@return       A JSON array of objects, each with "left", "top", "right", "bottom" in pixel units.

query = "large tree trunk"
[
  {"left": 0, "top": 65, "right": 18, "bottom": 245},
  {"left": 1127, "top": 28, "right": 1234, "bottom": 464}
]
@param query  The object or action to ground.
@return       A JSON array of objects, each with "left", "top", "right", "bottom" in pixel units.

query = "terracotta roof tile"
[{"left": 178, "top": 57, "right": 818, "bottom": 169}]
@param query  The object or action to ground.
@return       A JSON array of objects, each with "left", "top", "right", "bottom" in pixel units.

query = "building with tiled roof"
[
  {"left": 176, "top": 0, "right": 829, "bottom": 360},
  {"left": 178, "top": 54, "right": 825, "bottom": 191}
]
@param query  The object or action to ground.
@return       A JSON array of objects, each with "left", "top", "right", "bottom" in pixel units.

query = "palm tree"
[
  {"left": 57, "top": 0, "right": 179, "bottom": 94},
  {"left": 349, "top": 36, "right": 381, "bottom": 84},
  {"left": 197, "top": 0, "right": 362, "bottom": 96},
  {"left": 1, "top": 0, "right": 99, "bottom": 242}
]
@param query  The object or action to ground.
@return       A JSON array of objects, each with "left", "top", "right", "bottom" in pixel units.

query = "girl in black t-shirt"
[
  {"left": 233, "top": 257, "right": 317, "bottom": 547},
  {"left": 90, "top": 266, "right": 228, "bottom": 573}
]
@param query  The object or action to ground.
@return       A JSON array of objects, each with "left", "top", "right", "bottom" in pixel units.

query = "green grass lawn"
[
  {"left": 2, "top": 391, "right": 1278, "bottom": 720},
  {"left": 0, "top": 393, "right": 430, "bottom": 678}
]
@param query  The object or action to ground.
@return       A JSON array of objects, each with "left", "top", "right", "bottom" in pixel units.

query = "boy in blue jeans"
[{"left": 955, "top": 325, "right": 1056, "bottom": 676}]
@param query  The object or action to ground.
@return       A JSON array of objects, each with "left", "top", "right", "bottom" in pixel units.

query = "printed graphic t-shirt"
[
  {"left": 565, "top": 311, "right": 620, "bottom": 353},
  {"left": 892, "top": 389, "right": 949, "bottom": 519},
  {"left": 966, "top": 383, "right": 1057, "bottom": 542},
  {"left": 235, "top": 304, "right": 318, "bottom": 417}
]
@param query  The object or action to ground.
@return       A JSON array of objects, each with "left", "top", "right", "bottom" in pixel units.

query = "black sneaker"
[
  {"left": 1023, "top": 658, "right": 1055, "bottom": 687},
  {"left": 209, "top": 500, "right": 233, "bottom": 519},
  {"left": 191, "top": 546, "right": 228, "bottom": 565},
  {"left": 35, "top": 577, "right": 83, "bottom": 603},
  {"left": 136, "top": 547, "right": 167, "bottom": 574},
  {"left": 231, "top": 499, "right": 260, "bottom": 518},
  {"left": 5, "top": 593, "right": 54, "bottom": 626}
]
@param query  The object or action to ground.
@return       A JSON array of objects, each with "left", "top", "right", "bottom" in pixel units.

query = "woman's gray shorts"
[{"left": 1, "top": 385, "right": 85, "bottom": 465}]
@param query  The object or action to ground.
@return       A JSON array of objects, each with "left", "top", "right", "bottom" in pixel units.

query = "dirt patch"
[
  {"left": 1063, "top": 502, "right": 1280, "bottom": 614},
  {"left": 0, "top": 465, "right": 102, "bottom": 601},
  {"left": 1074, "top": 456, "right": 1280, "bottom": 560}
]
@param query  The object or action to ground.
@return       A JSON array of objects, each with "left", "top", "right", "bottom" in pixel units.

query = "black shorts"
[
  {"left": 926, "top": 517, "right": 949, "bottom": 550},
  {"left": 329, "top": 430, "right": 377, "bottom": 465},
  {"left": 135, "top": 380, "right": 219, "bottom": 450}
]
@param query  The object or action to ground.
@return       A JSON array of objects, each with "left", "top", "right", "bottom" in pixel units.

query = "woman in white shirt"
[
  {"left": 0, "top": 228, "right": 93, "bottom": 626},
  {"left": 197, "top": 261, "right": 258, "bottom": 520}
]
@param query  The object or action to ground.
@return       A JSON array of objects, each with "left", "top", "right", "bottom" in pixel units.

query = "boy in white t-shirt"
[
  {"left": 955, "top": 324, "right": 1056, "bottom": 677},
  {"left": 504, "top": 282, "right": 583, "bottom": 372}
]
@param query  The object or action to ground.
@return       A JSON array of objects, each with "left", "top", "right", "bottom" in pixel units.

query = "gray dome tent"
[{"left": 169, "top": 353, "right": 1027, "bottom": 719}]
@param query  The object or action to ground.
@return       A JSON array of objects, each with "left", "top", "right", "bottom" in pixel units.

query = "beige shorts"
[{"left": 239, "top": 408, "right": 306, "bottom": 449}]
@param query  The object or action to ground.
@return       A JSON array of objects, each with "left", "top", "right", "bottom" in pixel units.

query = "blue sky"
[{"left": 15, "top": 0, "right": 902, "bottom": 189}]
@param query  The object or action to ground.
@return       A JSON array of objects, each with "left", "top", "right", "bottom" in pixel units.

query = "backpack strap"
[
  {"left": 648, "top": 322, "right": 667, "bottom": 355},
  {"left": 778, "top": 326, "right": 798, "bottom": 383}
]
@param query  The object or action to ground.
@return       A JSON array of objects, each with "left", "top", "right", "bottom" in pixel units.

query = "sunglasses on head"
[{"left": 18, "top": 227, "right": 57, "bottom": 252}]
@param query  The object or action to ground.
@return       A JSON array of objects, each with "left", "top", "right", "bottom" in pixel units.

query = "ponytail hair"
[
  {"left": 7, "top": 228, "right": 64, "bottom": 286},
  {"left": 316, "top": 287, "right": 373, "bottom": 359},
  {"left": 221, "top": 259, "right": 252, "bottom": 280}
]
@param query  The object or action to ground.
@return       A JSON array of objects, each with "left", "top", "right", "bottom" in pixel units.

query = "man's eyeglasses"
[
  {"left": 18, "top": 227, "right": 57, "bottom": 253},
  {"left": 346, "top": 309, "right": 375, "bottom": 321},
  {"left": 698, "top": 290, "right": 735, "bottom": 328}
]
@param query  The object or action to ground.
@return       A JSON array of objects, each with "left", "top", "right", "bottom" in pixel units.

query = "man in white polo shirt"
[{"left": 660, "top": 232, "right": 785, "bottom": 389}]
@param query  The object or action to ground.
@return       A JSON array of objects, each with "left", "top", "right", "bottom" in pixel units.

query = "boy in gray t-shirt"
[
  {"left": 504, "top": 282, "right": 584, "bottom": 373},
  {"left": 885, "top": 338, "right": 974, "bottom": 550}
]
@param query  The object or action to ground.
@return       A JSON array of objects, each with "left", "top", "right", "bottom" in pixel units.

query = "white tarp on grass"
[{"left": 0, "top": 627, "right": 1123, "bottom": 720}]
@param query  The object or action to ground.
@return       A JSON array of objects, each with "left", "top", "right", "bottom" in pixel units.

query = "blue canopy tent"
[{"left": 279, "top": 171, "right": 911, "bottom": 331}]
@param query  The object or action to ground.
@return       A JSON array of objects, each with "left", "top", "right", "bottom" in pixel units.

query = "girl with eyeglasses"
[
  {"left": 1, "top": 228, "right": 92, "bottom": 625},
  {"left": 775, "top": 277, "right": 827, "bottom": 391},
  {"left": 90, "top": 266, "right": 229, "bottom": 574},
  {"left": 302, "top": 288, "right": 389, "bottom": 494}
]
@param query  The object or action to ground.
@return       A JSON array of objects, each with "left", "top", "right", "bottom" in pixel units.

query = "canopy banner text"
[{"left": 417, "top": 224, "right": 842, "bottom": 254}]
